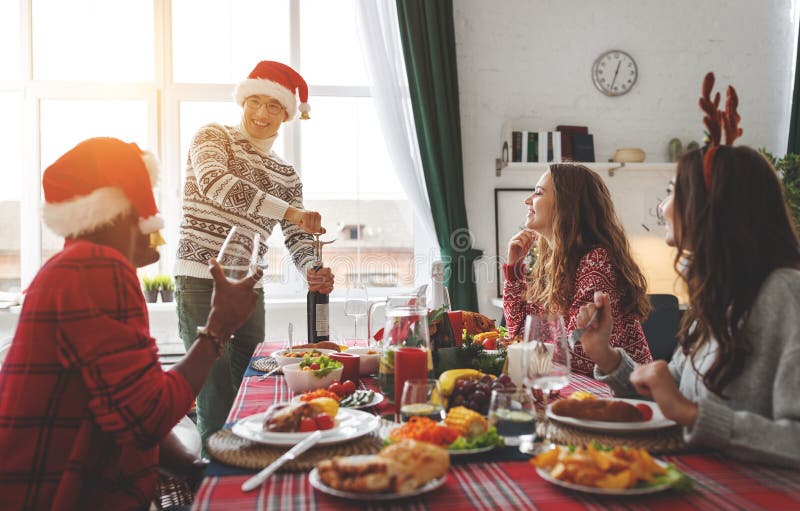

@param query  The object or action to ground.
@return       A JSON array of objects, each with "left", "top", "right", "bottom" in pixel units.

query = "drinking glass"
[
  {"left": 344, "top": 281, "right": 369, "bottom": 345},
  {"left": 217, "top": 226, "right": 265, "bottom": 280},
  {"left": 522, "top": 313, "right": 569, "bottom": 453},
  {"left": 488, "top": 387, "right": 537, "bottom": 447},
  {"left": 399, "top": 379, "right": 445, "bottom": 422}
]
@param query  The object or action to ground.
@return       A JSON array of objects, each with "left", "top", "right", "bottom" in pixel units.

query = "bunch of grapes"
[{"left": 448, "top": 374, "right": 516, "bottom": 415}]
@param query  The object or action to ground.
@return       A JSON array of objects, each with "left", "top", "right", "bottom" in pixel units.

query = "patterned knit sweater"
[
  {"left": 174, "top": 123, "right": 314, "bottom": 281},
  {"left": 503, "top": 247, "right": 653, "bottom": 376}
]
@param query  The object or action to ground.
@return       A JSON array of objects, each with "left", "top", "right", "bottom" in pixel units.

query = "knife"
[{"left": 241, "top": 429, "right": 322, "bottom": 492}]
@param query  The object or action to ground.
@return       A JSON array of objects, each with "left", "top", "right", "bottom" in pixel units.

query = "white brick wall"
[{"left": 455, "top": 0, "right": 798, "bottom": 318}]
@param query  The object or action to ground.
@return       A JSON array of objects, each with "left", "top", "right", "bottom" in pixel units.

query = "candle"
[
  {"left": 330, "top": 352, "right": 360, "bottom": 384},
  {"left": 447, "top": 311, "right": 463, "bottom": 347},
  {"left": 394, "top": 347, "right": 429, "bottom": 406}
]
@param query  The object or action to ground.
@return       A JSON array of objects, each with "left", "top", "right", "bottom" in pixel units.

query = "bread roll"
[
  {"left": 378, "top": 439, "right": 450, "bottom": 484},
  {"left": 551, "top": 398, "right": 644, "bottom": 422}
]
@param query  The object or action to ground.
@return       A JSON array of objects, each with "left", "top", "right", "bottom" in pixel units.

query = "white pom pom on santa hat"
[
  {"left": 42, "top": 137, "right": 164, "bottom": 237},
  {"left": 234, "top": 60, "right": 311, "bottom": 120}
]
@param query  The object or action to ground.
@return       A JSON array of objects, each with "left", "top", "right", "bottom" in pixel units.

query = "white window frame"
[{"left": 14, "top": 0, "right": 429, "bottom": 300}]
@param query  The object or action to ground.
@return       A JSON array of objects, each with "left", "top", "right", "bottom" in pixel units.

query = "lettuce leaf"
[{"left": 448, "top": 427, "right": 505, "bottom": 450}]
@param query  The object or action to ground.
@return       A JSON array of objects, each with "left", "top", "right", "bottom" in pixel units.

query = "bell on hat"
[
  {"left": 42, "top": 137, "right": 165, "bottom": 239},
  {"left": 234, "top": 60, "right": 311, "bottom": 120}
]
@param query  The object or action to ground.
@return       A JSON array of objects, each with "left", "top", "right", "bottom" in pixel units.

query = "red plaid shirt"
[
  {"left": 0, "top": 240, "right": 194, "bottom": 510},
  {"left": 503, "top": 247, "right": 653, "bottom": 375}
]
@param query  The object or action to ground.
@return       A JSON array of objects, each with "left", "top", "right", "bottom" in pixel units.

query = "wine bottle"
[
  {"left": 307, "top": 267, "right": 330, "bottom": 343},
  {"left": 306, "top": 234, "right": 335, "bottom": 343}
]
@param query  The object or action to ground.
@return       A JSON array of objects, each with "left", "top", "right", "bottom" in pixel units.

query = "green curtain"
[
  {"left": 789, "top": 21, "right": 800, "bottom": 154},
  {"left": 396, "top": 0, "right": 481, "bottom": 312}
]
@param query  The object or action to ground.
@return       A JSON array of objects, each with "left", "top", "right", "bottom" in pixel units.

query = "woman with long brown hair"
[
  {"left": 578, "top": 73, "right": 800, "bottom": 467},
  {"left": 503, "top": 163, "right": 653, "bottom": 376}
]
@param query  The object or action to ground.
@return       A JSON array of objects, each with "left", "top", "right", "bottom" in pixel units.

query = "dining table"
[{"left": 191, "top": 341, "right": 800, "bottom": 510}]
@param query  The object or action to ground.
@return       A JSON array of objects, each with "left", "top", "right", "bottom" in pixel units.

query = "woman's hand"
[
  {"left": 576, "top": 291, "right": 620, "bottom": 373},
  {"left": 308, "top": 267, "right": 334, "bottom": 294},
  {"left": 205, "top": 258, "right": 262, "bottom": 339},
  {"left": 507, "top": 229, "right": 536, "bottom": 265},
  {"left": 285, "top": 206, "right": 325, "bottom": 234},
  {"left": 630, "top": 361, "right": 698, "bottom": 427}
]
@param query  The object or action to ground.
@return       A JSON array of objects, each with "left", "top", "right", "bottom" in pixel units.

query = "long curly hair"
[
  {"left": 527, "top": 164, "right": 651, "bottom": 318},
  {"left": 674, "top": 146, "right": 800, "bottom": 396}
]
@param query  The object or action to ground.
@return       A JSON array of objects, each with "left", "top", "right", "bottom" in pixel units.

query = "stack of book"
[{"left": 507, "top": 126, "right": 595, "bottom": 163}]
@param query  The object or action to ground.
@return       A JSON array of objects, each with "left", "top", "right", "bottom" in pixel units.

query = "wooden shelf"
[{"left": 495, "top": 160, "right": 676, "bottom": 177}]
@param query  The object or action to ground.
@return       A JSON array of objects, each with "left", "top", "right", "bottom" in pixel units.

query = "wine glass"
[
  {"left": 217, "top": 226, "right": 265, "bottom": 281},
  {"left": 522, "top": 313, "right": 569, "bottom": 453},
  {"left": 344, "top": 281, "right": 368, "bottom": 345}
]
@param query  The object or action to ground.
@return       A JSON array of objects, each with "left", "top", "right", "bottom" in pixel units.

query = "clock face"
[{"left": 592, "top": 50, "right": 637, "bottom": 96}]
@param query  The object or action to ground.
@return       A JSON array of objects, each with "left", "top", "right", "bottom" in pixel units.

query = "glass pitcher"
[{"left": 372, "top": 295, "right": 431, "bottom": 402}]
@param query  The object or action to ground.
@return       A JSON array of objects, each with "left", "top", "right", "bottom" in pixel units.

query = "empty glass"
[
  {"left": 344, "top": 281, "right": 369, "bottom": 344},
  {"left": 217, "top": 226, "right": 266, "bottom": 280},
  {"left": 522, "top": 313, "right": 570, "bottom": 453}
]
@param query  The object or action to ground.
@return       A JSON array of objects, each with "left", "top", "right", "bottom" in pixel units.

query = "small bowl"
[
  {"left": 612, "top": 148, "right": 646, "bottom": 163},
  {"left": 282, "top": 362, "right": 344, "bottom": 393},
  {"left": 343, "top": 347, "right": 381, "bottom": 376},
  {"left": 271, "top": 348, "right": 337, "bottom": 367}
]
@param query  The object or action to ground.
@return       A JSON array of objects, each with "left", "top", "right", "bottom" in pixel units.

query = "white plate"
[
  {"left": 292, "top": 390, "right": 385, "bottom": 410},
  {"left": 231, "top": 408, "right": 380, "bottom": 446},
  {"left": 339, "top": 391, "right": 385, "bottom": 410},
  {"left": 448, "top": 444, "right": 496, "bottom": 456},
  {"left": 535, "top": 459, "right": 673, "bottom": 495},
  {"left": 308, "top": 455, "right": 447, "bottom": 501},
  {"left": 546, "top": 398, "right": 677, "bottom": 433}
]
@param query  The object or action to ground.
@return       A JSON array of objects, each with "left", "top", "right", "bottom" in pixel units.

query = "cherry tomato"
[
  {"left": 315, "top": 413, "right": 335, "bottom": 430},
  {"left": 309, "top": 363, "right": 320, "bottom": 370},
  {"left": 341, "top": 380, "right": 356, "bottom": 395},
  {"left": 481, "top": 337, "right": 497, "bottom": 350},
  {"left": 299, "top": 417, "right": 317, "bottom": 432},
  {"left": 635, "top": 403, "right": 653, "bottom": 421},
  {"left": 328, "top": 382, "right": 344, "bottom": 396}
]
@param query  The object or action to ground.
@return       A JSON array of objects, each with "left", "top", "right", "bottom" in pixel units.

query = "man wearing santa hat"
[
  {"left": 174, "top": 60, "right": 335, "bottom": 446},
  {"left": 0, "top": 137, "right": 262, "bottom": 509}
]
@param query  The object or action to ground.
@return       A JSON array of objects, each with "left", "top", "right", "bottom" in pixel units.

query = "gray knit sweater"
[
  {"left": 174, "top": 123, "right": 313, "bottom": 282},
  {"left": 596, "top": 268, "right": 800, "bottom": 468}
]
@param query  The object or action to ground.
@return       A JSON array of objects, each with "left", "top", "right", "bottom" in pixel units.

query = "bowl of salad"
[
  {"left": 272, "top": 348, "right": 337, "bottom": 367},
  {"left": 283, "top": 355, "right": 344, "bottom": 393}
]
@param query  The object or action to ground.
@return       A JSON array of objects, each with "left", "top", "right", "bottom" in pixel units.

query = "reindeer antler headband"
[{"left": 699, "top": 72, "right": 743, "bottom": 192}]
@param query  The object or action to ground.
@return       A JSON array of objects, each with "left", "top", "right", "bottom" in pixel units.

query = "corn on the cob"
[{"left": 445, "top": 406, "right": 488, "bottom": 439}]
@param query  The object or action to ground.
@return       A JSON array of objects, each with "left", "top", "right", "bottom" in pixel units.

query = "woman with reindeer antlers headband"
[{"left": 576, "top": 72, "right": 800, "bottom": 468}]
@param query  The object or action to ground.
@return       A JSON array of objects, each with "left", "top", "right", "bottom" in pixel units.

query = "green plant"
[
  {"left": 760, "top": 149, "right": 800, "bottom": 230},
  {"left": 154, "top": 274, "right": 174, "bottom": 292},
  {"left": 141, "top": 275, "right": 158, "bottom": 292}
]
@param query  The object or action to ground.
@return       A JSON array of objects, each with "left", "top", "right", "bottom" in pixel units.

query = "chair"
[
  {"left": 641, "top": 294, "right": 681, "bottom": 362},
  {"left": 154, "top": 416, "right": 203, "bottom": 510}
]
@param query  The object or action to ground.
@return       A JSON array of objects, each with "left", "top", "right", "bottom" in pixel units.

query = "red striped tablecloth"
[{"left": 192, "top": 342, "right": 800, "bottom": 511}]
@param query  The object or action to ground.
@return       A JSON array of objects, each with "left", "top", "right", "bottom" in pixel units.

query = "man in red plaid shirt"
[{"left": 0, "top": 138, "right": 262, "bottom": 510}]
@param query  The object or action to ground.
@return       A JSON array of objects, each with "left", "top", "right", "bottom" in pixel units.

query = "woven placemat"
[
  {"left": 250, "top": 356, "right": 277, "bottom": 373},
  {"left": 539, "top": 419, "right": 686, "bottom": 454},
  {"left": 206, "top": 429, "right": 384, "bottom": 472}
]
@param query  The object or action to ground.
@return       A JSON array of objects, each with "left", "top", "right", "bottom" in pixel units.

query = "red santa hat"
[
  {"left": 233, "top": 60, "right": 311, "bottom": 120},
  {"left": 42, "top": 137, "right": 164, "bottom": 238}
]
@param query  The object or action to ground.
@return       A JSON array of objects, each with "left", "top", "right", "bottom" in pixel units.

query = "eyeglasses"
[{"left": 244, "top": 98, "right": 284, "bottom": 115}]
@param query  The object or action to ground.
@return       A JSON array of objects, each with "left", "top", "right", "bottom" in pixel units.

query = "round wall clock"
[{"left": 592, "top": 50, "right": 638, "bottom": 96}]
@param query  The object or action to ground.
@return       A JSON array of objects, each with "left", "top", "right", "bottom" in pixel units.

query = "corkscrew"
[{"left": 311, "top": 234, "right": 336, "bottom": 269}]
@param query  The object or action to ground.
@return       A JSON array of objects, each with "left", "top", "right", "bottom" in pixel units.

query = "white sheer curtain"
[{"left": 355, "top": 0, "right": 440, "bottom": 278}]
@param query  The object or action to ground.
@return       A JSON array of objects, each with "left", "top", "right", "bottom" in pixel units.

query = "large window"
[{"left": 3, "top": 0, "right": 424, "bottom": 298}]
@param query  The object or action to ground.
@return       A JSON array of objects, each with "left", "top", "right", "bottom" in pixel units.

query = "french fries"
[{"left": 531, "top": 444, "right": 666, "bottom": 490}]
